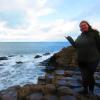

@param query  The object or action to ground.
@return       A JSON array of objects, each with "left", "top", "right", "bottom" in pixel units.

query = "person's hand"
[
  {"left": 65, "top": 36, "right": 72, "bottom": 40},
  {"left": 65, "top": 35, "right": 76, "bottom": 48}
]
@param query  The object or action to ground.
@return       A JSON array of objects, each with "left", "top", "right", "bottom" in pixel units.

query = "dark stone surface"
[
  {"left": 0, "top": 57, "right": 8, "bottom": 60},
  {"left": 95, "top": 80, "right": 100, "bottom": 87},
  {"left": 0, "top": 86, "right": 18, "bottom": 100},
  {"left": 59, "top": 96, "right": 76, "bottom": 100},
  {"left": 56, "top": 80, "right": 68, "bottom": 86},
  {"left": 69, "top": 81, "right": 82, "bottom": 89},
  {"left": 0, "top": 64, "right": 4, "bottom": 66},
  {"left": 45, "top": 66, "right": 56, "bottom": 72},
  {"left": 16, "top": 61, "right": 23, "bottom": 64},
  {"left": 34, "top": 55, "right": 42, "bottom": 58},
  {"left": 45, "top": 74, "right": 54, "bottom": 84},
  {"left": 38, "top": 76, "right": 46, "bottom": 85},
  {"left": 43, "top": 95, "right": 58, "bottom": 100},
  {"left": 44, "top": 84, "right": 56, "bottom": 95},
  {"left": 27, "top": 92, "right": 43, "bottom": 100},
  {"left": 55, "top": 70, "right": 65, "bottom": 76},
  {"left": 57, "top": 86, "right": 74, "bottom": 96}
]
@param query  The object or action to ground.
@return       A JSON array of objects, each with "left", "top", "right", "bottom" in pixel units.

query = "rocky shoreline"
[{"left": 0, "top": 46, "right": 100, "bottom": 100}]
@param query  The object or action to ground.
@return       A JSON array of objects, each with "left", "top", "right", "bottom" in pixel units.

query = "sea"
[{"left": 0, "top": 42, "right": 70, "bottom": 90}]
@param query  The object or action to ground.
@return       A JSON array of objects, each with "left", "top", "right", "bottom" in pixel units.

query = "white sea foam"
[{"left": 0, "top": 52, "right": 54, "bottom": 90}]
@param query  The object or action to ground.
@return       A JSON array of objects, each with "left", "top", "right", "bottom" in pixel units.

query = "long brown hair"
[{"left": 80, "top": 20, "right": 92, "bottom": 31}]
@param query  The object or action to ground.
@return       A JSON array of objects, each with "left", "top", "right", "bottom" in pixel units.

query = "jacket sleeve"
[
  {"left": 94, "top": 30, "right": 100, "bottom": 52},
  {"left": 65, "top": 36, "right": 76, "bottom": 48}
]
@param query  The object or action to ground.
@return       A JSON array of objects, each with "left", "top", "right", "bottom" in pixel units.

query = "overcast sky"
[{"left": 0, "top": 0, "right": 100, "bottom": 42}]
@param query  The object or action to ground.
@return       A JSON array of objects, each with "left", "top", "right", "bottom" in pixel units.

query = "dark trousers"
[{"left": 78, "top": 60, "right": 99, "bottom": 92}]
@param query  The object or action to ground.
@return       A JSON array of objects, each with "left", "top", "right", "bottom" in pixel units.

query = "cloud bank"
[{"left": 0, "top": 0, "right": 99, "bottom": 42}]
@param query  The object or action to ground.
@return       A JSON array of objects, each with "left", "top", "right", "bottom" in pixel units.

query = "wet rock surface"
[
  {"left": 41, "top": 46, "right": 78, "bottom": 68},
  {"left": 34, "top": 55, "right": 42, "bottom": 59},
  {"left": 0, "top": 46, "right": 100, "bottom": 100},
  {"left": 0, "top": 68, "right": 98, "bottom": 100},
  {"left": 0, "top": 57, "right": 8, "bottom": 60},
  {"left": 16, "top": 61, "right": 23, "bottom": 64}
]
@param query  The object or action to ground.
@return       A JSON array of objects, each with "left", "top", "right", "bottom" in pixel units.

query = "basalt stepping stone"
[
  {"left": 57, "top": 86, "right": 75, "bottom": 96},
  {"left": 43, "top": 95, "right": 58, "bottom": 100},
  {"left": 72, "top": 87, "right": 83, "bottom": 93},
  {"left": 46, "top": 74, "right": 55, "bottom": 83},
  {"left": 27, "top": 92, "right": 43, "bottom": 100},
  {"left": 95, "top": 87, "right": 100, "bottom": 96},
  {"left": 73, "top": 71, "right": 81, "bottom": 75},
  {"left": 1, "top": 94, "right": 17, "bottom": 100},
  {"left": 61, "top": 77, "right": 77, "bottom": 81},
  {"left": 94, "top": 73, "right": 100, "bottom": 80},
  {"left": 70, "top": 82, "right": 82, "bottom": 88},
  {"left": 57, "top": 78, "right": 81, "bottom": 88},
  {"left": 38, "top": 76, "right": 46, "bottom": 84},
  {"left": 1, "top": 91, "right": 17, "bottom": 100},
  {"left": 44, "top": 84, "right": 56, "bottom": 95},
  {"left": 64, "top": 71, "right": 74, "bottom": 77},
  {"left": 95, "top": 80, "right": 100, "bottom": 87},
  {"left": 73, "top": 75, "right": 82, "bottom": 81},
  {"left": 38, "top": 81, "right": 46, "bottom": 85},
  {"left": 55, "top": 70, "right": 65, "bottom": 76},
  {"left": 59, "top": 96, "right": 76, "bottom": 100},
  {"left": 46, "top": 74, "right": 54, "bottom": 79},
  {"left": 56, "top": 80, "right": 68, "bottom": 86}
]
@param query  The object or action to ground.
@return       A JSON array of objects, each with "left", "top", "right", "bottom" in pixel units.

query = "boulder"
[
  {"left": 16, "top": 61, "right": 23, "bottom": 64},
  {"left": 0, "top": 64, "right": 4, "bottom": 66},
  {"left": 34, "top": 55, "right": 42, "bottom": 58},
  {"left": 0, "top": 57, "right": 8, "bottom": 60}
]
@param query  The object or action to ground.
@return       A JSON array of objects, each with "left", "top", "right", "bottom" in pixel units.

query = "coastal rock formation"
[
  {"left": 34, "top": 55, "right": 42, "bottom": 59},
  {"left": 40, "top": 46, "right": 78, "bottom": 69},
  {"left": 0, "top": 46, "right": 100, "bottom": 100},
  {"left": 41, "top": 46, "right": 100, "bottom": 71},
  {"left": 0, "top": 68, "right": 100, "bottom": 100},
  {"left": 16, "top": 61, "right": 23, "bottom": 64},
  {"left": 0, "top": 57, "right": 8, "bottom": 60}
]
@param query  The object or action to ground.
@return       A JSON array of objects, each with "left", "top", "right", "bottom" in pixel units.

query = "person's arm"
[{"left": 65, "top": 36, "right": 76, "bottom": 48}]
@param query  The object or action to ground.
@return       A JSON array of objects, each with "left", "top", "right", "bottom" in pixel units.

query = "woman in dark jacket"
[{"left": 66, "top": 20, "right": 100, "bottom": 95}]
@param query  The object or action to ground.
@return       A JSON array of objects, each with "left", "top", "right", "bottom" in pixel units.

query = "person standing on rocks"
[{"left": 66, "top": 20, "right": 100, "bottom": 95}]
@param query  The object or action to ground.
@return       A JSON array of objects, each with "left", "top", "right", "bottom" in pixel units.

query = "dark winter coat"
[{"left": 66, "top": 30, "right": 100, "bottom": 62}]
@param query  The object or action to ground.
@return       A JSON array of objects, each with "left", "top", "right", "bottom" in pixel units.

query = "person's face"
[{"left": 80, "top": 22, "right": 89, "bottom": 32}]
